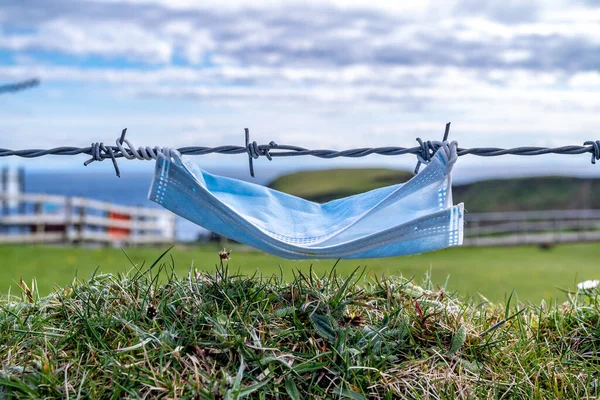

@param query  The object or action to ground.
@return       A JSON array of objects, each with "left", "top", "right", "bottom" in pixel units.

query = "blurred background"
[{"left": 0, "top": 0, "right": 599, "bottom": 302}]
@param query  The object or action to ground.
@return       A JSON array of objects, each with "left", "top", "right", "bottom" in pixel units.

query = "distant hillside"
[
  {"left": 269, "top": 168, "right": 413, "bottom": 203},
  {"left": 269, "top": 169, "right": 600, "bottom": 212}
]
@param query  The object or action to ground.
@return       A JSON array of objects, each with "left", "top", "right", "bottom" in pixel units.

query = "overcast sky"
[{"left": 0, "top": 0, "right": 599, "bottom": 178}]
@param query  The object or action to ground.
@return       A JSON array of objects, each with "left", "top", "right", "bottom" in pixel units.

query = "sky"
[{"left": 0, "top": 0, "right": 599, "bottom": 179}]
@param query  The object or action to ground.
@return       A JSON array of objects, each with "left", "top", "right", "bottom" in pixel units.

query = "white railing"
[
  {"left": 0, "top": 193, "right": 176, "bottom": 246},
  {"left": 464, "top": 209, "right": 600, "bottom": 246}
]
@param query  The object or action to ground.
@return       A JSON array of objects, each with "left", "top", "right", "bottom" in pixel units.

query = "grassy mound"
[{"left": 1, "top": 252, "right": 599, "bottom": 398}]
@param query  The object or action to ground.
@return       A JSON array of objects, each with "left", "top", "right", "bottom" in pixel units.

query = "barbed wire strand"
[
  {"left": 0, "top": 123, "right": 598, "bottom": 178},
  {"left": 0, "top": 78, "right": 40, "bottom": 95}
]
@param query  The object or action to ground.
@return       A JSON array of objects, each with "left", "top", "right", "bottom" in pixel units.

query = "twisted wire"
[
  {"left": 584, "top": 140, "right": 600, "bottom": 164},
  {"left": 0, "top": 78, "right": 40, "bottom": 95},
  {"left": 0, "top": 123, "right": 598, "bottom": 177},
  {"left": 245, "top": 128, "right": 279, "bottom": 177}
]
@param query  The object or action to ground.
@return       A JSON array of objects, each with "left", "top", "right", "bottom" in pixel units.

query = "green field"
[{"left": 2, "top": 243, "right": 598, "bottom": 303}]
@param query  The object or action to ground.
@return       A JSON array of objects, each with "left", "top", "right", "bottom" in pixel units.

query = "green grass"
[
  {"left": 2, "top": 243, "right": 600, "bottom": 304},
  {"left": 2, "top": 261, "right": 600, "bottom": 398}
]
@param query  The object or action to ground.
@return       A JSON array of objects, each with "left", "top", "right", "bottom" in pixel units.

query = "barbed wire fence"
[
  {"left": 0, "top": 78, "right": 40, "bottom": 95},
  {"left": 0, "top": 123, "right": 598, "bottom": 177}
]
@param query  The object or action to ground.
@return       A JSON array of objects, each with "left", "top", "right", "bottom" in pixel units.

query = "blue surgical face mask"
[{"left": 148, "top": 141, "right": 463, "bottom": 259}]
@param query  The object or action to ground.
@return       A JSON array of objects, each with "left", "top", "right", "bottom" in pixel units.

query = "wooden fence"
[
  {"left": 0, "top": 193, "right": 176, "bottom": 246},
  {"left": 464, "top": 209, "right": 600, "bottom": 246}
]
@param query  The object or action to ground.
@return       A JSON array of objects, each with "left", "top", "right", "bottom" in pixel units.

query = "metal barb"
[
  {"left": 245, "top": 128, "right": 255, "bottom": 177},
  {"left": 119, "top": 128, "right": 127, "bottom": 145},
  {"left": 584, "top": 140, "right": 600, "bottom": 164},
  {"left": 443, "top": 122, "right": 451, "bottom": 141},
  {"left": 83, "top": 128, "right": 129, "bottom": 177},
  {"left": 414, "top": 122, "right": 451, "bottom": 174},
  {"left": 244, "top": 128, "right": 278, "bottom": 177}
]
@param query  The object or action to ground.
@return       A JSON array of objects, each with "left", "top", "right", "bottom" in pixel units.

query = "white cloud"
[
  {"left": 500, "top": 50, "right": 531, "bottom": 63},
  {"left": 2, "top": 0, "right": 600, "bottom": 72},
  {"left": 1, "top": 19, "right": 175, "bottom": 63},
  {"left": 568, "top": 72, "right": 600, "bottom": 88},
  {"left": 93, "top": 0, "right": 456, "bottom": 15},
  {"left": 0, "top": 0, "right": 599, "bottom": 174}
]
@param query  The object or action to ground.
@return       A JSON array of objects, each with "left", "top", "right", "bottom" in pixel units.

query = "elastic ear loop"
[
  {"left": 442, "top": 141, "right": 459, "bottom": 175},
  {"left": 116, "top": 137, "right": 173, "bottom": 162}
]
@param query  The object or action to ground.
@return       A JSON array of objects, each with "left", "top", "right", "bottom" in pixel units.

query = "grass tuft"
[{"left": 1, "top": 251, "right": 600, "bottom": 398}]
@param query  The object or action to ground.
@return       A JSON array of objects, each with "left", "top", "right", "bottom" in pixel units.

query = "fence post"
[
  {"left": 77, "top": 200, "right": 86, "bottom": 245},
  {"left": 130, "top": 208, "right": 139, "bottom": 247},
  {"left": 65, "top": 197, "right": 73, "bottom": 244},
  {"left": 1, "top": 167, "right": 7, "bottom": 216},
  {"left": 552, "top": 213, "right": 558, "bottom": 244},
  {"left": 34, "top": 199, "right": 44, "bottom": 243},
  {"left": 472, "top": 219, "right": 479, "bottom": 246},
  {"left": 18, "top": 167, "right": 25, "bottom": 215}
]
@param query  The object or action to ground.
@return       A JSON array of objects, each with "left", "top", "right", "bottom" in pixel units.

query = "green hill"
[
  {"left": 453, "top": 177, "right": 600, "bottom": 212},
  {"left": 269, "top": 168, "right": 413, "bottom": 204},
  {"left": 269, "top": 169, "right": 600, "bottom": 212}
]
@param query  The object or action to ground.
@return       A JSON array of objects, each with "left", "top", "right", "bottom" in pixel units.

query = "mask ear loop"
[
  {"left": 116, "top": 130, "right": 170, "bottom": 162},
  {"left": 440, "top": 141, "right": 459, "bottom": 175}
]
